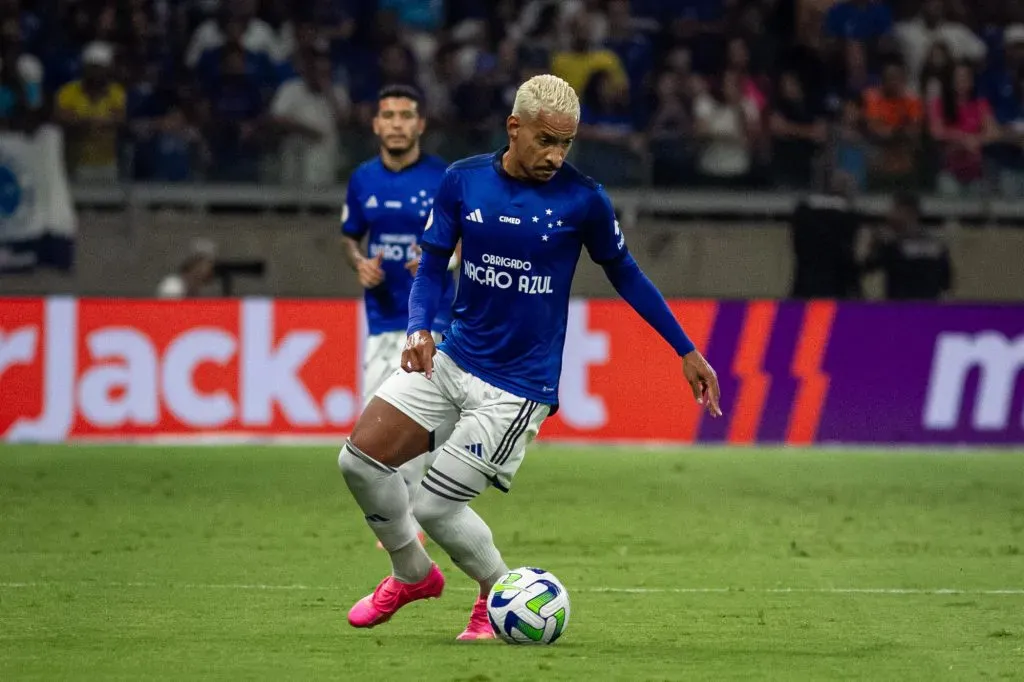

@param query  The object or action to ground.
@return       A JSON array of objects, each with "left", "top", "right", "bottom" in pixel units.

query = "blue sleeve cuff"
[
  {"left": 407, "top": 248, "right": 449, "bottom": 335},
  {"left": 602, "top": 252, "right": 696, "bottom": 357}
]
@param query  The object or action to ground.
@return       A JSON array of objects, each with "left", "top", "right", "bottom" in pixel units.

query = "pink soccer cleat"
[
  {"left": 347, "top": 564, "right": 445, "bottom": 628},
  {"left": 456, "top": 596, "right": 496, "bottom": 641},
  {"left": 376, "top": 531, "right": 427, "bottom": 550}
]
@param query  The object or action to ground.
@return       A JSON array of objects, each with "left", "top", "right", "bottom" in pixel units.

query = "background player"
[
  {"left": 337, "top": 74, "right": 722, "bottom": 640},
  {"left": 340, "top": 84, "right": 458, "bottom": 545}
]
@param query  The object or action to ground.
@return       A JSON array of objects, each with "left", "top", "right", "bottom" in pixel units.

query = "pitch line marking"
[{"left": 0, "top": 582, "right": 1022, "bottom": 596}]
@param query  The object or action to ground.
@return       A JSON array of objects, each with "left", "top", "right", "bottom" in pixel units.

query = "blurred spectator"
[
  {"left": 420, "top": 43, "right": 459, "bottom": 124},
  {"left": 918, "top": 41, "right": 954, "bottom": 99},
  {"left": 0, "top": 15, "right": 44, "bottom": 132},
  {"left": 604, "top": 0, "right": 655, "bottom": 106},
  {"left": 194, "top": 14, "right": 277, "bottom": 97},
  {"left": 380, "top": 0, "right": 445, "bottom": 69},
  {"left": 270, "top": 49, "right": 351, "bottom": 187},
  {"left": 648, "top": 71, "right": 695, "bottom": 186},
  {"left": 381, "top": 0, "right": 445, "bottom": 33},
  {"left": 734, "top": 1, "right": 780, "bottom": 75},
  {"left": 693, "top": 69, "right": 761, "bottom": 185},
  {"left": 989, "top": 66, "right": 1024, "bottom": 198},
  {"left": 863, "top": 60, "right": 922, "bottom": 189},
  {"left": 574, "top": 69, "right": 645, "bottom": 186},
  {"left": 129, "top": 75, "right": 209, "bottom": 182},
  {"left": 862, "top": 191, "right": 953, "bottom": 300},
  {"left": 452, "top": 64, "right": 505, "bottom": 154},
  {"left": 926, "top": 62, "right": 998, "bottom": 196},
  {"left": 514, "top": 2, "right": 561, "bottom": 68},
  {"left": 770, "top": 70, "right": 828, "bottom": 189},
  {"left": 203, "top": 45, "right": 265, "bottom": 182},
  {"left": 823, "top": 0, "right": 894, "bottom": 95},
  {"left": 56, "top": 42, "right": 126, "bottom": 183},
  {"left": 185, "top": 0, "right": 281, "bottom": 68},
  {"left": 790, "top": 170, "right": 863, "bottom": 299},
  {"left": 351, "top": 43, "right": 419, "bottom": 125},
  {"left": 896, "top": 0, "right": 987, "bottom": 90},
  {"left": 834, "top": 94, "right": 870, "bottom": 190},
  {"left": 157, "top": 238, "right": 217, "bottom": 298},
  {"left": 724, "top": 37, "right": 769, "bottom": 115},
  {"left": 551, "top": 12, "right": 628, "bottom": 95},
  {"left": 824, "top": 0, "right": 893, "bottom": 45},
  {"left": 983, "top": 25, "right": 1024, "bottom": 125}
]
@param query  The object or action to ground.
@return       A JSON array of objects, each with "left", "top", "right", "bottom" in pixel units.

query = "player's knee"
[
  {"left": 337, "top": 441, "right": 361, "bottom": 479},
  {"left": 412, "top": 486, "right": 459, "bottom": 531}
]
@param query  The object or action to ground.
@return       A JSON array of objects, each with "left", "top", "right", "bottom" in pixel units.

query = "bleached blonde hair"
[{"left": 512, "top": 74, "right": 580, "bottom": 123}]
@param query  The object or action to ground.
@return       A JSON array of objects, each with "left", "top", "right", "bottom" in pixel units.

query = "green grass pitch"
[{"left": 2, "top": 444, "right": 1023, "bottom": 681}]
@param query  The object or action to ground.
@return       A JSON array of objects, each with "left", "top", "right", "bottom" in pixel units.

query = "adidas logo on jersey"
[
  {"left": 365, "top": 195, "right": 378, "bottom": 209},
  {"left": 465, "top": 443, "right": 484, "bottom": 458},
  {"left": 465, "top": 208, "right": 483, "bottom": 223}
]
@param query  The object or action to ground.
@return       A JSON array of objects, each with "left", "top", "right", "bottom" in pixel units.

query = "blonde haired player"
[{"left": 337, "top": 74, "right": 722, "bottom": 640}]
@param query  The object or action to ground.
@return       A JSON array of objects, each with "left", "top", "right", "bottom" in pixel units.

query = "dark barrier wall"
[{"left": 2, "top": 213, "right": 1024, "bottom": 300}]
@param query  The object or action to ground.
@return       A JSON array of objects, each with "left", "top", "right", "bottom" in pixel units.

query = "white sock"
[
  {"left": 338, "top": 441, "right": 433, "bottom": 583},
  {"left": 412, "top": 453, "right": 507, "bottom": 584}
]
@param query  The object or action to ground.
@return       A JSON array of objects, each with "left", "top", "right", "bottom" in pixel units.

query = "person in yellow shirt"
[
  {"left": 551, "top": 13, "right": 628, "bottom": 95},
  {"left": 56, "top": 42, "right": 126, "bottom": 182}
]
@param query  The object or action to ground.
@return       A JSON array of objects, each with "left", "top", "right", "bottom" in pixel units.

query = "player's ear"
[
  {"left": 371, "top": 113, "right": 381, "bottom": 137},
  {"left": 507, "top": 115, "right": 520, "bottom": 142}
]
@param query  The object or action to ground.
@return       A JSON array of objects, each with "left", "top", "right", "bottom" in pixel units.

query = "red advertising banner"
[{"left": 1, "top": 297, "right": 1022, "bottom": 445}]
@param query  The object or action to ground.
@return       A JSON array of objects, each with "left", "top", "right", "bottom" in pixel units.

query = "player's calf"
[{"left": 412, "top": 455, "right": 509, "bottom": 593}]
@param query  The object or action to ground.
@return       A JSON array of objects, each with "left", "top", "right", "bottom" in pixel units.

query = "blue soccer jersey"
[
  {"left": 342, "top": 154, "right": 456, "bottom": 335},
  {"left": 419, "top": 150, "right": 628, "bottom": 405}
]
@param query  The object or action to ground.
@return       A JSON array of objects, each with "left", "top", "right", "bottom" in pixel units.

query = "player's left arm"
[{"left": 582, "top": 188, "right": 722, "bottom": 417}]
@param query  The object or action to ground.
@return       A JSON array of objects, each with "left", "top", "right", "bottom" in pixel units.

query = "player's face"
[
  {"left": 373, "top": 97, "right": 425, "bottom": 155},
  {"left": 508, "top": 110, "right": 577, "bottom": 182}
]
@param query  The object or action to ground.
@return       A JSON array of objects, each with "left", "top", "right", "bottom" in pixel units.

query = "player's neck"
[
  {"left": 380, "top": 147, "right": 421, "bottom": 173},
  {"left": 500, "top": 149, "right": 531, "bottom": 182}
]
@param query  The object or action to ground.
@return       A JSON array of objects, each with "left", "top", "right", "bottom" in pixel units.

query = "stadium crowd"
[{"left": 3, "top": 0, "right": 1024, "bottom": 195}]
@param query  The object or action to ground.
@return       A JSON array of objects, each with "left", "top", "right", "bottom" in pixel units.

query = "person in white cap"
[{"left": 55, "top": 41, "right": 125, "bottom": 182}]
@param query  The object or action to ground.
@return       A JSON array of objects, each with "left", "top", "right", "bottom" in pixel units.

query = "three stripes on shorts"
[
  {"left": 419, "top": 399, "right": 540, "bottom": 502},
  {"left": 492, "top": 400, "right": 539, "bottom": 467}
]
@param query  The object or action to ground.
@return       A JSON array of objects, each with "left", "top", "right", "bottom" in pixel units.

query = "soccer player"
[
  {"left": 337, "top": 74, "right": 722, "bottom": 640},
  {"left": 341, "top": 85, "right": 458, "bottom": 544}
]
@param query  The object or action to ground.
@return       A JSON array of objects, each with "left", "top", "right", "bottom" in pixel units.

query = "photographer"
[
  {"left": 862, "top": 191, "right": 953, "bottom": 300},
  {"left": 157, "top": 239, "right": 217, "bottom": 298}
]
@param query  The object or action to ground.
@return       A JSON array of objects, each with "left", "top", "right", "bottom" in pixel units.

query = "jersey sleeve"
[
  {"left": 340, "top": 172, "right": 367, "bottom": 239},
  {"left": 419, "top": 168, "right": 461, "bottom": 254},
  {"left": 581, "top": 186, "right": 627, "bottom": 264}
]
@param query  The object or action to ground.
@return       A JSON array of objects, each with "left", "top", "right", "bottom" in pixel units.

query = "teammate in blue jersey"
[
  {"left": 340, "top": 85, "right": 458, "bottom": 546},
  {"left": 338, "top": 75, "right": 722, "bottom": 640}
]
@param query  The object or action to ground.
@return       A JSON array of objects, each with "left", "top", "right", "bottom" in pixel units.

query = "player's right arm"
[
  {"left": 340, "top": 172, "right": 384, "bottom": 288},
  {"left": 403, "top": 169, "right": 462, "bottom": 379}
]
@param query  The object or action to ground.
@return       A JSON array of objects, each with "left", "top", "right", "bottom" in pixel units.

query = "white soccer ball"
[{"left": 487, "top": 567, "right": 571, "bottom": 645}]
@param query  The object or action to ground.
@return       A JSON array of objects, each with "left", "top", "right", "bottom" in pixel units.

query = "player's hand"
[
  {"left": 402, "top": 330, "right": 437, "bottom": 379},
  {"left": 682, "top": 350, "right": 722, "bottom": 418},
  {"left": 405, "top": 244, "right": 422, "bottom": 277},
  {"left": 357, "top": 253, "right": 385, "bottom": 288}
]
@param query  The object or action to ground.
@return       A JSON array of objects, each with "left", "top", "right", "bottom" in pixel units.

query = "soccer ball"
[{"left": 487, "top": 567, "right": 570, "bottom": 645}]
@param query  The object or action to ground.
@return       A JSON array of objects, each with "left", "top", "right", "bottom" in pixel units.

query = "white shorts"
[
  {"left": 362, "top": 331, "right": 442, "bottom": 406},
  {"left": 376, "top": 351, "right": 550, "bottom": 492}
]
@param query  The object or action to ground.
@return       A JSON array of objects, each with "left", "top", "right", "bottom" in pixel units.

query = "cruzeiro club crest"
[{"left": 0, "top": 146, "right": 38, "bottom": 238}]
